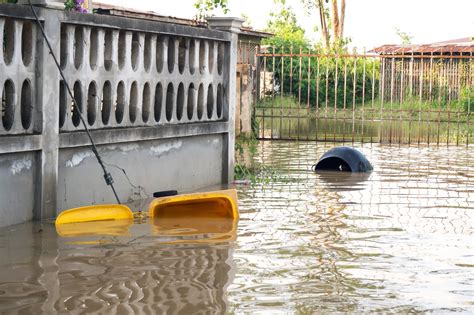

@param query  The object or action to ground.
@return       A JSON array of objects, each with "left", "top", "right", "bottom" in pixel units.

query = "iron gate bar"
[{"left": 256, "top": 53, "right": 474, "bottom": 60}]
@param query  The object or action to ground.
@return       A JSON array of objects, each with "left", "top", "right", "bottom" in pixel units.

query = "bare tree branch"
[{"left": 331, "top": 0, "right": 340, "bottom": 41}]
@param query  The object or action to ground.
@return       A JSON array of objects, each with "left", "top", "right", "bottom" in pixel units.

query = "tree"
[
  {"left": 394, "top": 27, "right": 413, "bottom": 45},
  {"left": 264, "top": 2, "right": 307, "bottom": 46},
  {"left": 194, "top": 0, "right": 229, "bottom": 19},
  {"left": 301, "top": 0, "right": 346, "bottom": 49},
  {"left": 240, "top": 13, "right": 252, "bottom": 28}
]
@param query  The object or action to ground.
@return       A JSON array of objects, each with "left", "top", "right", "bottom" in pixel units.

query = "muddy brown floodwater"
[{"left": 0, "top": 141, "right": 473, "bottom": 313}]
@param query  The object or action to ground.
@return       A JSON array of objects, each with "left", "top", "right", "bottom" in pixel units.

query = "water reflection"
[
  {"left": 315, "top": 170, "right": 371, "bottom": 191},
  {"left": 55, "top": 219, "right": 134, "bottom": 237},
  {"left": 258, "top": 114, "right": 474, "bottom": 145},
  {"left": 0, "top": 219, "right": 237, "bottom": 313},
  {"left": 232, "top": 141, "right": 473, "bottom": 313},
  {"left": 152, "top": 217, "right": 238, "bottom": 244}
]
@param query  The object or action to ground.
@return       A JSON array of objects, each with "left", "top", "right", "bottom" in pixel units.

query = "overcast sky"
[{"left": 98, "top": 0, "right": 474, "bottom": 49}]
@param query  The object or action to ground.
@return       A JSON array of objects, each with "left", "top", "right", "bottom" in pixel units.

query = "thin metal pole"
[
  {"left": 428, "top": 52, "right": 433, "bottom": 145},
  {"left": 253, "top": 45, "right": 259, "bottom": 138},
  {"left": 262, "top": 51, "right": 267, "bottom": 139},
  {"left": 436, "top": 55, "right": 442, "bottom": 146},
  {"left": 467, "top": 52, "right": 472, "bottom": 146},
  {"left": 455, "top": 53, "right": 461, "bottom": 146},
  {"left": 315, "top": 54, "right": 320, "bottom": 141},
  {"left": 380, "top": 52, "right": 386, "bottom": 143},
  {"left": 352, "top": 56, "right": 357, "bottom": 144},
  {"left": 390, "top": 56, "right": 395, "bottom": 144},
  {"left": 399, "top": 57, "right": 405, "bottom": 144},
  {"left": 343, "top": 56, "right": 348, "bottom": 143},
  {"left": 307, "top": 47, "right": 311, "bottom": 141},
  {"left": 447, "top": 49, "right": 453, "bottom": 146},
  {"left": 280, "top": 45, "right": 284, "bottom": 139},
  {"left": 362, "top": 49, "right": 367, "bottom": 144},
  {"left": 298, "top": 46, "right": 303, "bottom": 141},
  {"left": 289, "top": 45, "right": 293, "bottom": 139},
  {"left": 271, "top": 45, "right": 275, "bottom": 140},
  {"left": 371, "top": 56, "right": 376, "bottom": 143},
  {"left": 334, "top": 55, "right": 339, "bottom": 142},
  {"left": 418, "top": 52, "right": 424, "bottom": 145},
  {"left": 324, "top": 56, "right": 329, "bottom": 141},
  {"left": 408, "top": 51, "right": 414, "bottom": 145}
]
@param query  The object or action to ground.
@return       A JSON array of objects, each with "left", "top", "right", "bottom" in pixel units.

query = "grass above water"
[{"left": 234, "top": 134, "right": 302, "bottom": 184}]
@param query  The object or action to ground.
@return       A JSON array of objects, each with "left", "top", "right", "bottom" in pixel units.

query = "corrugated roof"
[{"left": 371, "top": 37, "right": 474, "bottom": 54}]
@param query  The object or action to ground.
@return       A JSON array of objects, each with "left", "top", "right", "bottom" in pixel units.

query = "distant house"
[{"left": 370, "top": 38, "right": 473, "bottom": 102}]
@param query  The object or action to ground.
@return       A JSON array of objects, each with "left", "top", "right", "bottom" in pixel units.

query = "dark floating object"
[
  {"left": 153, "top": 190, "right": 178, "bottom": 198},
  {"left": 313, "top": 147, "right": 373, "bottom": 172}
]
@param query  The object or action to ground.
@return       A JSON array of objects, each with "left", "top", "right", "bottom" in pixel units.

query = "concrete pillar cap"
[{"left": 206, "top": 17, "right": 244, "bottom": 33}]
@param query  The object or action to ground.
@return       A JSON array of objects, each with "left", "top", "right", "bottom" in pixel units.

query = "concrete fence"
[{"left": 0, "top": 4, "right": 241, "bottom": 227}]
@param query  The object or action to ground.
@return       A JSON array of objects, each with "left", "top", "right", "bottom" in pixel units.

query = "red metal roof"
[{"left": 371, "top": 37, "right": 474, "bottom": 54}]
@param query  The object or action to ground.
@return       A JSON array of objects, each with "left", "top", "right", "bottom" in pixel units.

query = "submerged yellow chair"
[
  {"left": 55, "top": 204, "right": 134, "bottom": 225},
  {"left": 148, "top": 189, "right": 239, "bottom": 220},
  {"left": 55, "top": 204, "right": 134, "bottom": 238}
]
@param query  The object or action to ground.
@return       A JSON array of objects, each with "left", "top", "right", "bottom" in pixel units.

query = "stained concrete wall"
[
  {"left": 0, "top": 152, "right": 36, "bottom": 226},
  {"left": 0, "top": 4, "right": 242, "bottom": 227},
  {"left": 58, "top": 135, "right": 223, "bottom": 210}
]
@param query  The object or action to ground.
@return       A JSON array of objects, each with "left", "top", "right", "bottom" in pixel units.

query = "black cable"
[{"left": 28, "top": 0, "right": 121, "bottom": 204}]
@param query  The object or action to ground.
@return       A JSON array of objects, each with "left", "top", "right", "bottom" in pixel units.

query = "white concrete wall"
[{"left": 0, "top": 4, "right": 242, "bottom": 226}]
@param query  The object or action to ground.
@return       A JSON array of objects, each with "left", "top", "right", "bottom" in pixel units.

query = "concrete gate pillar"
[{"left": 207, "top": 17, "right": 244, "bottom": 184}]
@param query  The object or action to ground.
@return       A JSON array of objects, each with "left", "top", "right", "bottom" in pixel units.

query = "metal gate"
[{"left": 254, "top": 46, "right": 473, "bottom": 146}]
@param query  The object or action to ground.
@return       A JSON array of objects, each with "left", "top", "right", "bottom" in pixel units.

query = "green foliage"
[
  {"left": 194, "top": 0, "right": 229, "bottom": 18},
  {"left": 261, "top": 0, "right": 369, "bottom": 111},
  {"left": 64, "top": 0, "right": 75, "bottom": 10},
  {"left": 0, "top": 0, "right": 18, "bottom": 3},
  {"left": 235, "top": 134, "right": 258, "bottom": 158},
  {"left": 234, "top": 134, "right": 281, "bottom": 184},
  {"left": 240, "top": 13, "right": 252, "bottom": 28},
  {"left": 234, "top": 162, "right": 280, "bottom": 185},
  {"left": 455, "top": 87, "right": 473, "bottom": 112},
  {"left": 394, "top": 27, "right": 413, "bottom": 45},
  {"left": 264, "top": 47, "right": 380, "bottom": 109},
  {"left": 263, "top": 3, "right": 307, "bottom": 46}
]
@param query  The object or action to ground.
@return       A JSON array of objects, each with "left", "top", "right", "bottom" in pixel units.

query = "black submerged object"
[
  {"left": 313, "top": 147, "right": 373, "bottom": 172},
  {"left": 153, "top": 190, "right": 178, "bottom": 198}
]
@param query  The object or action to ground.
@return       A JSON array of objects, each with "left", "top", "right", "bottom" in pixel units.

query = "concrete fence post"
[
  {"left": 34, "top": 8, "right": 61, "bottom": 219},
  {"left": 207, "top": 17, "right": 244, "bottom": 184}
]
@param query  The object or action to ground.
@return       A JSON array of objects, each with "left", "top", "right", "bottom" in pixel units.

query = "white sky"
[{"left": 98, "top": 0, "right": 474, "bottom": 50}]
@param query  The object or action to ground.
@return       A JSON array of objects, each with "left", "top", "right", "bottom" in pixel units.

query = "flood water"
[{"left": 1, "top": 141, "right": 473, "bottom": 313}]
